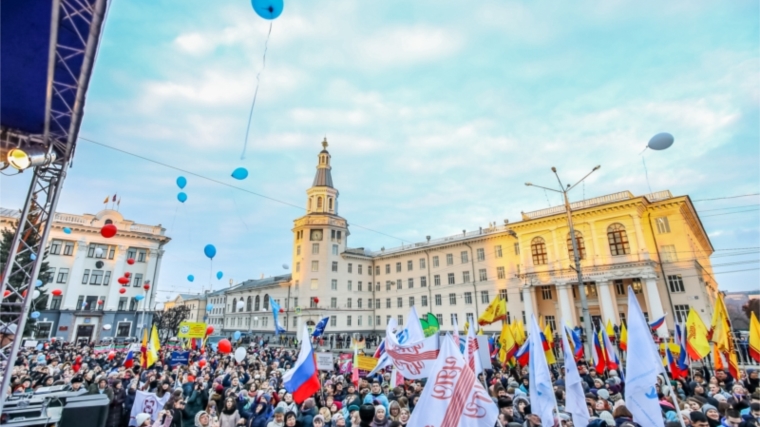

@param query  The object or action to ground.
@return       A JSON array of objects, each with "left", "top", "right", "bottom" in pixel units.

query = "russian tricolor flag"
[
  {"left": 124, "top": 351, "right": 135, "bottom": 368},
  {"left": 282, "top": 326, "right": 321, "bottom": 404},
  {"left": 373, "top": 339, "right": 386, "bottom": 359},
  {"left": 648, "top": 315, "right": 666, "bottom": 330},
  {"left": 515, "top": 339, "right": 530, "bottom": 366}
]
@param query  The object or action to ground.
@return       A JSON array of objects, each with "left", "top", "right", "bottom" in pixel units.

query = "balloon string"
[
  {"left": 169, "top": 205, "right": 179, "bottom": 233},
  {"left": 231, "top": 189, "right": 250, "bottom": 231},
  {"left": 642, "top": 155, "right": 653, "bottom": 195},
  {"left": 240, "top": 22, "right": 273, "bottom": 160}
]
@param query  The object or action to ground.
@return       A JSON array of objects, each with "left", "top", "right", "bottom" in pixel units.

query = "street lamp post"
[{"left": 526, "top": 165, "right": 600, "bottom": 358}]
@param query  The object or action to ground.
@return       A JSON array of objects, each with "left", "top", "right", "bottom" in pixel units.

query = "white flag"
[
  {"left": 625, "top": 287, "right": 665, "bottom": 427},
  {"left": 452, "top": 314, "right": 461, "bottom": 348},
  {"left": 528, "top": 314, "right": 557, "bottom": 427},
  {"left": 465, "top": 317, "right": 484, "bottom": 375},
  {"left": 129, "top": 390, "right": 172, "bottom": 426},
  {"left": 407, "top": 334, "right": 498, "bottom": 427},
  {"left": 561, "top": 322, "right": 589, "bottom": 427},
  {"left": 385, "top": 318, "right": 440, "bottom": 379}
]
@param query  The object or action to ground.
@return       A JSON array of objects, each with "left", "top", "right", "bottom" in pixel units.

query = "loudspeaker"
[{"left": 59, "top": 394, "right": 109, "bottom": 427}]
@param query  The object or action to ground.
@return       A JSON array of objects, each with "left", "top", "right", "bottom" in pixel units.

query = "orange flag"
[
  {"left": 749, "top": 311, "right": 760, "bottom": 363},
  {"left": 709, "top": 294, "right": 739, "bottom": 378}
]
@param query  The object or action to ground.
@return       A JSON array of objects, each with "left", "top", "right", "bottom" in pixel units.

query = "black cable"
[{"left": 692, "top": 194, "right": 760, "bottom": 202}]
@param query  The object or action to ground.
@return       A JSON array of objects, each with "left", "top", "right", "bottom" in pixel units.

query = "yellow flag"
[
  {"left": 543, "top": 324, "right": 556, "bottom": 364},
  {"left": 498, "top": 323, "right": 517, "bottom": 364},
  {"left": 685, "top": 308, "right": 710, "bottom": 360},
  {"left": 544, "top": 324, "right": 554, "bottom": 345},
  {"left": 710, "top": 294, "right": 738, "bottom": 377},
  {"left": 478, "top": 297, "right": 507, "bottom": 326},
  {"left": 749, "top": 311, "right": 760, "bottom": 363},
  {"left": 606, "top": 319, "right": 615, "bottom": 338},
  {"left": 620, "top": 323, "right": 628, "bottom": 351},
  {"left": 150, "top": 325, "right": 161, "bottom": 364},
  {"left": 515, "top": 321, "right": 526, "bottom": 345},
  {"left": 103, "top": 196, "right": 109, "bottom": 204}
]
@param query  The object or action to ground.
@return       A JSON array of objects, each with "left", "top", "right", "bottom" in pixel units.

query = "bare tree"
[{"left": 152, "top": 306, "right": 191, "bottom": 344}]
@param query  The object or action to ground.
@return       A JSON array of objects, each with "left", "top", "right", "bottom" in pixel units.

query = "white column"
[
  {"left": 62, "top": 239, "right": 89, "bottom": 309},
  {"left": 597, "top": 280, "right": 617, "bottom": 325},
  {"left": 105, "top": 245, "right": 128, "bottom": 310},
  {"left": 556, "top": 283, "right": 577, "bottom": 325},
  {"left": 522, "top": 287, "right": 535, "bottom": 322},
  {"left": 644, "top": 277, "right": 669, "bottom": 337}
]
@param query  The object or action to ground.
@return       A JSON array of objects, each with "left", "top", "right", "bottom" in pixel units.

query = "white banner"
[
  {"left": 315, "top": 352, "right": 334, "bottom": 371},
  {"left": 129, "top": 390, "right": 172, "bottom": 426}
]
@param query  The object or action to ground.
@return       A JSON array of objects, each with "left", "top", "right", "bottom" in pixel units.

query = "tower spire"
[{"left": 312, "top": 138, "right": 333, "bottom": 188}]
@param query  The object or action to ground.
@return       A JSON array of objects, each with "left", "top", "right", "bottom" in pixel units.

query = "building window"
[
  {"left": 137, "top": 250, "right": 147, "bottom": 262},
  {"left": 375, "top": 298, "right": 380, "bottom": 308},
  {"left": 348, "top": 263, "right": 353, "bottom": 273},
  {"left": 481, "top": 291, "right": 490, "bottom": 304},
  {"left": 358, "top": 265, "right": 363, "bottom": 275},
  {"left": 332, "top": 244, "right": 338, "bottom": 255},
  {"left": 63, "top": 242, "right": 74, "bottom": 256},
  {"left": 448, "top": 273, "right": 455, "bottom": 285},
  {"left": 358, "top": 316, "right": 362, "bottom": 326},
  {"left": 496, "top": 266, "right": 505, "bottom": 280},
  {"left": 296, "top": 245, "right": 301, "bottom": 255},
  {"left": 407, "top": 260, "right": 413, "bottom": 271},
  {"left": 545, "top": 315, "right": 556, "bottom": 331},
  {"left": 463, "top": 271, "right": 470, "bottom": 283},
  {"left": 461, "top": 251, "right": 468, "bottom": 263},
  {"left": 385, "top": 281, "right": 391, "bottom": 291},
  {"left": 57, "top": 268, "right": 69, "bottom": 283},
  {"left": 514, "top": 243, "right": 520, "bottom": 255},
  {"left": 632, "top": 278, "right": 643, "bottom": 294},
  {"left": 129, "top": 299, "right": 138, "bottom": 311},
  {"left": 50, "top": 295, "right": 62, "bottom": 310},
  {"left": 331, "top": 297, "right": 337, "bottom": 308},
  {"left": 116, "top": 322, "right": 131, "bottom": 338},
  {"left": 295, "top": 262, "right": 300, "bottom": 273},
  {"left": 409, "top": 296, "right": 415, "bottom": 307},
  {"left": 420, "top": 276, "right": 427, "bottom": 287},
  {"left": 376, "top": 316, "right": 381, "bottom": 326},
  {"left": 435, "top": 294, "right": 442, "bottom": 306},
  {"left": 50, "top": 240, "right": 62, "bottom": 255},
  {"left": 386, "top": 298, "right": 391, "bottom": 308},
  {"left": 310, "top": 279, "right": 318, "bottom": 289},
  {"left": 398, "top": 315, "right": 404, "bottom": 325},
  {"left": 449, "top": 293, "right": 457, "bottom": 305},
  {"left": 446, "top": 254, "right": 453, "bottom": 265},
  {"left": 368, "top": 315, "right": 373, "bottom": 326},
  {"left": 667, "top": 275, "right": 685, "bottom": 293},
  {"left": 397, "top": 279, "right": 402, "bottom": 290},
  {"left": 311, "top": 261, "right": 319, "bottom": 272},
  {"left": 436, "top": 314, "right": 443, "bottom": 325},
  {"left": 108, "top": 247, "right": 115, "bottom": 259},
  {"left": 397, "top": 297, "right": 403, "bottom": 308},
  {"left": 127, "top": 248, "right": 136, "bottom": 259},
  {"left": 133, "top": 273, "right": 142, "bottom": 287},
  {"left": 531, "top": 237, "right": 548, "bottom": 265},
  {"left": 661, "top": 245, "right": 677, "bottom": 263},
  {"left": 541, "top": 286, "right": 553, "bottom": 300},
  {"left": 358, "top": 281, "right": 362, "bottom": 292},
  {"left": 607, "top": 223, "right": 630, "bottom": 256},
  {"left": 499, "top": 289, "right": 508, "bottom": 301},
  {"left": 331, "top": 279, "right": 337, "bottom": 290},
  {"left": 346, "top": 315, "right": 352, "bottom": 326},
  {"left": 396, "top": 262, "right": 401, "bottom": 272},
  {"left": 117, "top": 297, "right": 127, "bottom": 310},
  {"left": 385, "top": 264, "right": 390, "bottom": 274},
  {"left": 376, "top": 266, "right": 380, "bottom": 275},
  {"left": 674, "top": 304, "right": 690, "bottom": 323},
  {"left": 419, "top": 258, "right": 426, "bottom": 269},
  {"left": 495, "top": 245, "right": 503, "bottom": 258},
  {"left": 386, "top": 315, "right": 391, "bottom": 325},
  {"left": 433, "top": 256, "right": 439, "bottom": 267},
  {"left": 367, "top": 298, "right": 372, "bottom": 309},
  {"left": 434, "top": 275, "right": 441, "bottom": 286},
  {"left": 614, "top": 280, "right": 625, "bottom": 295},
  {"left": 347, "top": 298, "right": 352, "bottom": 308},
  {"left": 656, "top": 217, "right": 671, "bottom": 234},
  {"left": 478, "top": 269, "right": 487, "bottom": 281},
  {"left": 476, "top": 248, "right": 485, "bottom": 262},
  {"left": 567, "top": 231, "right": 586, "bottom": 260},
  {"left": 90, "top": 270, "right": 104, "bottom": 285},
  {"left": 332, "top": 261, "right": 338, "bottom": 272},
  {"left": 464, "top": 292, "right": 472, "bottom": 305},
  {"left": 348, "top": 280, "right": 352, "bottom": 291},
  {"left": 358, "top": 299, "right": 363, "bottom": 309},
  {"left": 312, "top": 243, "right": 319, "bottom": 254},
  {"left": 408, "top": 278, "right": 414, "bottom": 288},
  {"left": 82, "top": 269, "right": 90, "bottom": 284},
  {"left": 103, "top": 271, "right": 111, "bottom": 286},
  {"left": 421, "top": 295, "right": 428, "bottom": 307},
  {"left": 585, "top": 283, "right": 598, "bottom": 297}
]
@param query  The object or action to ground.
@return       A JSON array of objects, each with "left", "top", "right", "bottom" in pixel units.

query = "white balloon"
[
  {"left": 32, "top": 290, "right": 40, "bottom": 299},
  {"left": 95, "top": 247, "right": 104, "bottom": 256},
  {"left": 103, "top": 324, "right": 112, "bottom": 330},
  {"left": 648, "top": 132, "right": 674, "bottom": 150},
  {"left": 236, "top": 301, "right": 244, "bottom": 310},
  {"left": 234, "top": 347, "right": 246, "bottom": 363}
]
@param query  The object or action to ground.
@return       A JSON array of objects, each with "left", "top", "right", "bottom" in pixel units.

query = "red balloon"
[
  {"left": 52, "top": 289, "right": 62, "bottom": 296},
  {"left": 143, "top": 284, "right": 150, "bottom": 291},
  {"left": 206, "top": 326, "right": 214, "bottom": 336},
  {"left": 107, "top": 351, "right": 115, "bottom": 361},
  {"left": 100, "top": 224, "right": 117, "bottom": 238},
  {"left": 217, "top": 339, "right": 232, "bottom": 354},
  {"left": 279, "top": 308, "right": 284, "bottom": 313},
  {"left": 75, "top": 356, "right": 82, "bottom": 364},
  {"left": 312, "top": 297, "right": 319, "bottom": 304},
  {"left": 127, "top": 258, "right": 135, "bottom": 265},
  {"left": 98, "top": 300, "right": 104, "bottom": 305},
  {"left": 3, "top": 290, "right": 10, "bottom": 298},
  {"left": 198, "top": 359, "right": 206, "bottom": 368},
  {"left": 119, "top": 288, "right": 126, "bottom": 294},
  {"left": 124, "top": 272, "right": 131, "bottom": 278},
  {"left": 118, "top": 277, "right": 129, "bottom": 285},
  {"left": 22, "top": 289, "right": 27, "bottom": 298}
]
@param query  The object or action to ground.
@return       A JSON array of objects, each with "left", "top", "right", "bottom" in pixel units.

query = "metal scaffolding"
[{"left": 0, "top": 0, "right": 107, "bottom": 410}]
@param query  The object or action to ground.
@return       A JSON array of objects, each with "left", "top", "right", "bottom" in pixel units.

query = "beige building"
[{"left": 213, "top": 141, "right": 719, "bottom": 338}]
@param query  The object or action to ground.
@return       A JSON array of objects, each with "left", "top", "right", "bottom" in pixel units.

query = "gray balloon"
[{"left": 648, "top": 132, "right": 674, "bottom": 150}]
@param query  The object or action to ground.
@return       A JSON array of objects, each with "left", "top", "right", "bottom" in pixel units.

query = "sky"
[{"left": 1, "top": 0, "right": 758, "bottom": 299}]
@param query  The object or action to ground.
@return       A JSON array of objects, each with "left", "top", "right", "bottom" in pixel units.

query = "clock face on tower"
[{"left": 310, "top": 229, "right": 323, "bottom": 241}]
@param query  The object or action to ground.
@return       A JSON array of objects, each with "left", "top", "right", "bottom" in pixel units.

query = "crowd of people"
[{"left": 4, "top": 338, "right": 760, "bottom": 427}]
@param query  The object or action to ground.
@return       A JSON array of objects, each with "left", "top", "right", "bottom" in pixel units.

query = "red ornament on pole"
[
  {"left": 118, "top": 277, "right": 129, "bottom": 285},
  {"left": 52, "top": 289, "right": 62, "bottom": 296},
  {"left": 119, "top": 288, "right": 126, "bottom": 294},
  {"left": 124, "top": 272, "right": 131, "bottom": 278},
  {"left": 100, "top": 224, "right": 117, "bottom": 238},
  {"left": 312, "top": 297, "right": 319, "bottom": 304},
  {"left": 279, "top": 308, "right": 284, "bottom": 313},
  {"left": 143, "top": 284, "right": 150, "bottom": 291},
  {"left": 127, "top": 258, "right": 135, "bottom": 265}
]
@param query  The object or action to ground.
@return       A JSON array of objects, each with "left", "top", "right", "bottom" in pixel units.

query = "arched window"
[
  {"left": 328, "top": 198, "right": 333, "bottom": 211},
  {"left": 254, "top": 295, "right": 260, "bottom": 311},
  {"left": 531, "top": 237, "right": 548, "bottom": 265},
  {"left": 231, "top": 298, "right": 237, "bottom": 313},
  {"left": 317, "top": 197, "right": 323, "bottom": 210},
  {"left": 567, "top": 231, "right": 586, "bottom": 260},
  {"left": 607, "top": 223, "right": 630, "bottom": 256},
  {"left": 246, "top": 296, "right": 252, "bottom": 312},
  {"left": 263, "top": 294, "right": 269, "bottom": 310},
  {"left": 104, "top": 219, "right": 113, "bottom": 225}
]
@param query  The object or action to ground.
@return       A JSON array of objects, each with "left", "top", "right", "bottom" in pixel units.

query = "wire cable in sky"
[{"left": 693, "top": 193, "right": 760, "bottom": 202}]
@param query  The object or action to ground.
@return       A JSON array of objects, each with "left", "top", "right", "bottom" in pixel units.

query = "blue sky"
[{"left": 2, "top": 0, "right": 758, "bottom": 299}]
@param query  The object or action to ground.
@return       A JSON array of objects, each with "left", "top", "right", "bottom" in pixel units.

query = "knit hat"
[
  {"left": 701, "top": 404, "right": 718, "bottom": 414},
  {"left": 597, "top": 389, "right": 610, "bottom": 400},
  {"left": 274, "top": 406, "right": 286, "bottom": 414},
  {"left": 214, "top": 384, "right": 224, "bottom": 393},
  {"left": 599, "top": 411, "right": 614, "bottom": 426},
  {"left": 313, "top": 415, "right": 325, "bottom": 423},
  {"left": 348, "top": 405, "right": 360, "bottom": 413},
  {"left": 135, "top": 413, "right": 151, "bottom": 426},
  {"left": 302, "top": 398, "right": 316, "bottom": 410}
]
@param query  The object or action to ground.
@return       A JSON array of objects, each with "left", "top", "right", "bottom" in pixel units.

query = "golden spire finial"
[{"left": 322, "top": 137, "right": 328, "bottom": 149}]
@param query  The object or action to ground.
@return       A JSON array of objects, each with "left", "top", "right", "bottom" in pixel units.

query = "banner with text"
[{"left": 177, "top": 322, "right": 207, "bottom": 339}]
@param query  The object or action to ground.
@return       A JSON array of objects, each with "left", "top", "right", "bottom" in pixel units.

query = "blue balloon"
[
  {"left": 63, "top": 227, "right": 72, "bottom": 234},
  {"left": 176, "top": 176, "right": 187, "bottom": 189},
  {"left": 187, "top": 275, "right": 195, "bottom": 282},
  {"left": 231, "top": 167, "right": 249, "bottom": 180},
  {"left": 251, "top": 0, "right": 283, "bottom": 20},
  {"left": 35, "top": 280, "right": 43, "bottom": 287},
  {"left": 204, "top": 244, "right": 217, "bottom": 259},
  {"left": 216, "top": 271, "right": 223, "bottom": 280},
  {"left": 233, "top": 331, "right": 241, "bottom": 341},
  {"left": 30, "top": 253, "right": 37, "bottom": 261},
  {"left": 206, "top": 303, "right": 213, "bottom": 311},
  {"left": 177, "top": 192, "right": 188, "bottom": 203},
  {"left": 135, "top": 295, "right": 144, "bottom": 301},
  {"left": 30, "top": 311, "right": 40, "bottom": 319}
]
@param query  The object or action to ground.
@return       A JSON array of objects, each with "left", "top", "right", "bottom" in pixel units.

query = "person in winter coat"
[
  {"left": 219, "top": 397, "right": 244, "bottom": 427},
  {"left": 194, "top": 411, "right": 219, "bottom": 427},
  {"left": 247, "top": 394, "right": 274, "bottom": 427},
  {"left": 210, "top": 385, "right": 225, "bottom": 412},
  {"left": 106, "top": 380, "right": 126, "bottom": 427},
  {"left": 362, "top": 382, "right": 389, "bottom": 414},
  {"left": 298, "top": 398, "right": 318, "bottom": 427},
  {"left": 184, "top": 383, "right": 208, "bottom": 425},
  {"left": 267, "top": 407, "right": 285, "bottom": 427},
  {"left": 369, "top": 406, "right": 390, "bottom": 427}
]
